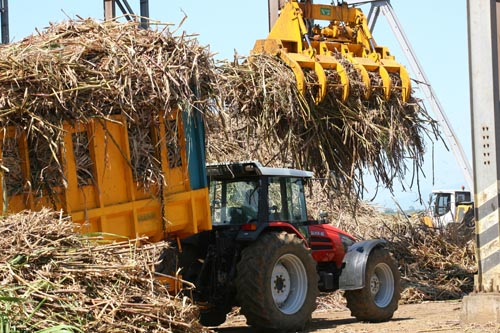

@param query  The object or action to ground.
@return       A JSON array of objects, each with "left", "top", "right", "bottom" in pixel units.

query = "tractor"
[{"left": 161, "top": 161, "right": 401, "bottom": 331}]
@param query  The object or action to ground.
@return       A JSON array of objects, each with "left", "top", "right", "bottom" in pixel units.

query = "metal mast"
[
  {"left": 1, "top": 0, "right": 8, "bottom": 44},
  {"left": 461, "top": 0, "right": 500, "bottom": 323},
  {"left": 103, "top": 0, "right": 149, "bottom": 29}
]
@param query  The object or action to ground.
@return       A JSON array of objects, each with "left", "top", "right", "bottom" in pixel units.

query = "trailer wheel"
[
  {"left": 345, "top": 247, "right": 400, "bottom": 322},
  {"left": 236, "top": 232, "right": 318, "bottom": 332}
]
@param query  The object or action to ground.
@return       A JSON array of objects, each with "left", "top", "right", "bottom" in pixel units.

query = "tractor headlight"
[{"left": 339, "top": 234, "right": 355, "bottom": 253}]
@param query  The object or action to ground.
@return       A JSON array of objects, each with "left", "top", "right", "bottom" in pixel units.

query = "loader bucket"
[{"left": 251, "top": 0, "right": 411, "bottom": 104}]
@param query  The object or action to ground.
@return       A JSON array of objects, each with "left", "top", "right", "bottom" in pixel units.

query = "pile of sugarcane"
[
  {"left": 388, "top": 216, "right": 476, "bottom": 303},
  {"left": 210, "top": 54, "right": 439, "bottom": 198},
  {"left": 0, "top": 209, "right": 206, "bottom": 332},
  {"left": 0, "top": 18, "right": 214, "bottom": 196}
]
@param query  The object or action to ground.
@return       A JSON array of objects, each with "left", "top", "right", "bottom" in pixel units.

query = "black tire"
[
  {"left": 155, "top": 246, "right": 179, "bottom": 276},
  {"left": 235, "top": 232, "right": 318, "bottom": 332},
  {"left": 178, "top": 244, "right": 231, "bottom": 327},
  {"left": 345, "top": 247, "right": 400, "bottom": 322},
  {"left": 199, "top": 308, "right": 229, "bottom": 327}
]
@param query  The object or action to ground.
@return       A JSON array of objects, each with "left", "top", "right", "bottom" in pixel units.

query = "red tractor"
[{"left": 166, "top": 161, "right": 400, "bottom": 331}]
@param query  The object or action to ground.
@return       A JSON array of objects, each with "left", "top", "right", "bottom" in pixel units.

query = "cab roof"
[{"left": 206, "top": 161, "right": 314, "bottom": 179}]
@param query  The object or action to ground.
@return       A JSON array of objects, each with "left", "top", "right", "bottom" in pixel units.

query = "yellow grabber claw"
[
  {"left": 354, "top": 54, "right": 392, "bottom": 100},
  {"left": 316, "top": 54, "right": 349, "bottom": 103},
  {"left": 252, "top": 0, "right": 411, "bottom": 104},
  {"left": 252, "top": 39, "right": 329, "bottom": 104},
  {"left": 284, "top": 52, "right": 327, "bottom": 104},
  {"left": 381, "top": 60, "right": 411, "bottom": 102},
  {"left": 379, "top": 66, "right": 392, "bottom": 101},
  {"left": 377, "top": 46, "right": 411, "bottom": 102}
]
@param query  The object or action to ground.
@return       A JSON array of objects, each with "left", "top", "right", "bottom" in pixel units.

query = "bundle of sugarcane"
[
  {"left": 0, "top": 209, "right": 206, "bottom": 332},
  {"left": 0, "top": 18, "right": 215, "bottom": 195},
  {"left": 210, "top": 54, "right": 440, "bottom": 199},
  {"left": 207, "top": 55, "right": 308, "bottom": 167}
]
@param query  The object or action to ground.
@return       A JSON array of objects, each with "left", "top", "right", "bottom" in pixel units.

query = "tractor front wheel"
[
  {"left": 345, "top": 247, "right": 400, "bottom": 322},
  {"left": 236, "top": 232, "right": 318, "bottom": 332}
]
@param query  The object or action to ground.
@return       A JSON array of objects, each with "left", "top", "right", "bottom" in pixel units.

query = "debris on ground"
[{"left": 0, "top": 209, "right": 207, "bottom": 332}]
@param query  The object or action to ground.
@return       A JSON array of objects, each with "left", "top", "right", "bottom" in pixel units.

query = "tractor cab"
[
  {"left": 182, "top": 162, "right": 396, "bottom": 329},
  {"left": 207, "top": 161, "right": 312, "bottom": 228}
]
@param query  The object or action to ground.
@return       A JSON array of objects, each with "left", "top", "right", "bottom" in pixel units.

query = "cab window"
[
  {"left": 268, "top": 177, "right": 307, "bottom": 223},
  {"left": 434, "top": 193, "right": 451, "bottom": 216}
]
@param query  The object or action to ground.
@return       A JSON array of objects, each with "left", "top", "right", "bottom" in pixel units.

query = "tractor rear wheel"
[
  {"left": 345, "top": 247, "right": 400, "bottom": 322},
  {"left": 235, "top": 232, "right": 318, "bottom": 332}
]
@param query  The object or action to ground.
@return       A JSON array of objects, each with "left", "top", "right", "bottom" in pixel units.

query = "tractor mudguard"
[
  {"left": 236, "top": 222, "right": 307, "bottom": 243},
  {"left": 235, "top": 223, "right": 268, "bottom": 242},
  {"left": 339, "top": 239, "right": 386, "bottom": 290}
]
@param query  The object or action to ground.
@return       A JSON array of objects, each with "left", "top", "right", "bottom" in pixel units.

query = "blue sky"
[{"left": 6, "top": 1, "right": 470, "bottom": 210}]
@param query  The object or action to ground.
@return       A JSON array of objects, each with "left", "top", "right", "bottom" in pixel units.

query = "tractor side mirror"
[{"left": 319, "top": 210, "right": 329, "bottom": 224}]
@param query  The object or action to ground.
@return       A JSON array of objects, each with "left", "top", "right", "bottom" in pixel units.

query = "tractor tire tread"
[
  {"left": 345, "top": 247, "right": 401, "bottom": 322},
  {"left": 235, "top": 232, "right": 318, "bottom": 332}
]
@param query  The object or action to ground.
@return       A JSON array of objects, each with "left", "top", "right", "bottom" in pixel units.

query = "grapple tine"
[
  {"left": 378, "top": 66, "right": 392, "bottom": 101},
  {"left": 313, "top": 62, "right": 327, "bottom": 103},
  {"left": 380, "top": 64, "right": 411, "bottom": 102},
  {"left": 279, "top": 52, "right": 307, "bottom": 96},
  {"left": 378, "top": 46, "right": 411, "bottom": 102},
  {"left": 336, "top": 63, "right": 350, "bottom": 102},
  {"left": 286, "top": 52, "right": 327, "bottom": 104},
  {"left": 316, "top": 54, "right": 350, "bottom": 103},
  {"left": 399, "top": 66, "right": 411, "bottom": 102},
  {"left": 346, "top": 57, "right": 371, "bottom": 100}
]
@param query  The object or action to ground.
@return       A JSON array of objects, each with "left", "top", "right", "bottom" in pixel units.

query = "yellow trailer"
[{"left": 0, "top": 109, "right": 211, "bottom": 243}]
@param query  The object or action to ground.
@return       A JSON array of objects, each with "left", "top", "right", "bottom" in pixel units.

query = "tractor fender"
[
  {"left": 236, "top": 222, "right": 307, "bottom": 243},
  {"left": 338, "top": 239, "right": 386, "bottom": 290}
]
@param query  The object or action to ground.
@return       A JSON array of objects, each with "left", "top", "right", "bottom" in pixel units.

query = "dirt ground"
[{"left": 217, "top": 300, "right": 500, "bottom": 333}]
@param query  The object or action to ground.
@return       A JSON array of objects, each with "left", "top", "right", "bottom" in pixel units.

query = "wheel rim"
[
  {"left": 370, "top": 262, "right": 394, "bottom": 308},
  {"left": 271, "top": 253, "right": 308, "bottom": 315}
]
